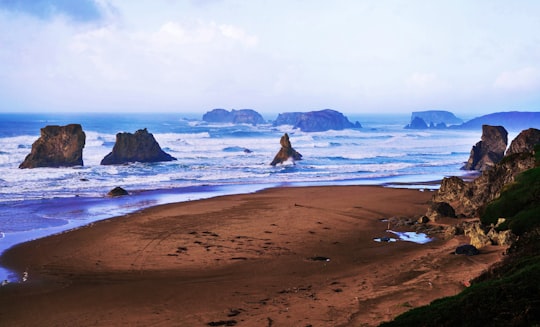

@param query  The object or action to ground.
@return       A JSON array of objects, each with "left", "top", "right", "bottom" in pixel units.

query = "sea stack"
[
  {"left": 101, "top": 128, "right": 176, "bottom": 165},
  {"left": 462, "top": 125, "right": 508, "bottom": 171},
  {"left": 19, "top": 124, "right": 86, "bottom": 169},
  {"left": 270, "top": 133, "right": 302, "bottom": 166}
]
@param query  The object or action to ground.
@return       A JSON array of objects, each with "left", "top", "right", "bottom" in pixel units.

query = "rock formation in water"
[
  {"left": 462, "top": 125, "right": 508, "bottom": 171},
  {"left": 108, "top": 186, "right": 129, "bottom": 197},
  {"left": 270, "top": 133, "right": 302, "bottom": 166},
  {"left": 273, "top": 109, "right": 361, "bottom": 132},
  {"left": 404, "top": 110, "right": 463, "bottom": 129},
  {"left": 101, "top": 128, "right": 176, "bottom": 165},
  {"left": 19, "top": 124, "right": 86, "bottom": 169},
  {"left": 202, "top": 109, "right": 266, "bottom": 125}
]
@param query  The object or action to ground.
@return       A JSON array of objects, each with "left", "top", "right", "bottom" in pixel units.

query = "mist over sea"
[{"left": 0, "top": 112, "right": 489, "bottom": 281}]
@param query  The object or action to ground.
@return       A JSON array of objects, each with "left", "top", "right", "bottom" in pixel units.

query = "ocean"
[{"left": 0, "top": 112, "right": 489, "bottom": 281}]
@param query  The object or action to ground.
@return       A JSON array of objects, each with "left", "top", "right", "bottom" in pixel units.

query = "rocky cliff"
[
  {"left": 270, "top": 133, "right": 302, "bottom": 166},
  {"left": 506, "top": 128, "right": 540, "bottom": 156},
  {"left": 434, "top": 128, "right": 538, "bottom": 217},
  {"left": 202, "top": 109, "right": 266, "bottom": 125},
  {"left": 462, "top": 125, "right": 508, "bottom": 171},
  {"left": 273, "top": 109, "right": 361, "bottom": 132},
  {"left": 101, "top": 128, "right": 176, "bottom": 165},
  {"left": 19, "top": 124, "right": 86, "bottom": 169}
]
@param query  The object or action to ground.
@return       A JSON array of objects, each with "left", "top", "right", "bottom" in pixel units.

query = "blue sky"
[{"left": 1, "top": 0, "right": 539, "bottom": 115}]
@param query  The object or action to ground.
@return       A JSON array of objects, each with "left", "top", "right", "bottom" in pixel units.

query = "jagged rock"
[
  {"left": 273, "top": 109, "right": 361, "bottom": 132},
  {"left": 434, "top": 152, "right": 536, "bottom": 217},
  {"left": 463, "top": 125, "right": 508, "bottom": 171},
  {"left": 19, "top": 124, "right": 86, "bottom": 169},
  {"left": 426, "top": 201, "right": 456, "bottom": 221},
  {"left": 487, "top": 228, "right": 516, "bottom": 246},
  {"left": 405, "top": 110, "right": 462, "bottom": 129},
  {"left": 101, "top": 128, "right": 176, "bottom": 165},
  {"left": 464, "top": 222, "right": 492, "bottom": 248},
  {"left": 108, "top": 186, "right": 129, "bottom": 197},
  {"left": 270, "top": 133, "right": 302, "bottom": 166},
  {"left": 506, "top": 128, "right": 540, "bottom": 156},
  {"left": 202, "top": 109, "right": 266, "bottom": 125}
]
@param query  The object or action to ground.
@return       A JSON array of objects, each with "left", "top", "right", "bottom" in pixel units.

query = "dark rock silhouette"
[
  {"left": 270, "top": 133, "right": 302, "bottom": 166},
  {"left": 273, "top": 109, "right": 361, "bottom": 132},
  {"left": 506, "top": 128, "right": 540, "bottom": 156},
  {"left": 454, "top": 244, "right": 479, "bottom": 256},
  {"left": 108, "top": 187, "right": 129, "bottom": 197},
  {"left": 405, "top": 110, "right": 462, "bottom": 129},
  {"left": 462, "top": 125, "right": 508, "bottom": 171},
  {"left": 202, "top": 109, "right": 266, "bottom": 125},
  {"left": 101, "top": 128, "right": 176, "bottom": 165},
  {"left": 426, "top": 202, "right": 456, "bottom": 221},
  {"left": 19, "top": 124, "right": 85, "bottom": 169}
]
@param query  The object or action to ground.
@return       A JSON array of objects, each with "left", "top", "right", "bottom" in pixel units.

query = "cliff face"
[
  {"left": 434, "top": 127, "right": 538, "bottom": 217},
  {"left": 506, "top": 128, "right": 540, "bottom": 156},
  {"left": 462, "top": 125, "right": 508, "bottom": 171},
  {"left": 101, "top": 128, "right": 176, "bottom": 165},
  {"left": 19, "top": 124, "right": 86, "bottom": 169},
  {"left": 273, "top": 109, "right": 361, "bottom": 132}
]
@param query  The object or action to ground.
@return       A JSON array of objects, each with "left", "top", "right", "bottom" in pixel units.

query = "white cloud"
[{"left": 494, "top": 67, "right": 540, "bottom": 92}]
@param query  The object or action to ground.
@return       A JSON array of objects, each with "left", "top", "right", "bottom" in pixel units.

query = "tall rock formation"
[
  {"left": 101, "top": 128, "right": 176, "bottom": 165},
  {"left": 405, "top": 110, "right": 462, "bottom": 129},
  {"left": 270, "top": 133, "right": 302, "bottom": 166},
  {"left": 19, "top": 124, "right": 86, "bottom": 169},
  {"left": 462, "top": 125, "right": 508, "bottom": 171}
]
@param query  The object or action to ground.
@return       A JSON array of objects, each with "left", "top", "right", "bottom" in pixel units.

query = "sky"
[{"left": 1, "top": 0, "right": 540, "bottom": 115}]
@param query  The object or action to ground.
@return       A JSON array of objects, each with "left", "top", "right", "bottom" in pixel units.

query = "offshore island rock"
[
  {"left": 405, "top": 110, "right": 463, "bottom": 129},
  {"left": 273, "top": 109, "right": 361, "bottom": 132},
  {"left": 462, "top": 125, "right": 508, "bottom": 171},
  {"left": 19, "top": 124, "right": 86, "bottom": 169},
  {"left": 202, "top": 109, "right": 266, "bottom": 125},
  {"left": 270, "top": 133, "right": 302, "bottom": 166},
  {"left": 108, "top": 186, "right": 129, "bottom": 197},
  {"left": 101, "top": 128, "right": 176, "bottom": 165}
]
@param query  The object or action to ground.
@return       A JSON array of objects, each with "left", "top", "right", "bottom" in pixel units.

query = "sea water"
[{"left": 0, "top": 112, "right": 483, "bottom": 281}]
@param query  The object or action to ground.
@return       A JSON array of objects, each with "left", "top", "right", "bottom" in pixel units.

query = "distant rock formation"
[
  {"left": 462, "top": 125, "right": 508, "bottom": 171},
  {"left": 405, "top": 110, "right": 462, "bottom": 129},
  {"left": 454, "top": 111, "right": 540, "bottom": 130},
  {"left": 19, "top": 124, "right": 86, "bottom": 169},
  {"left": 506, "top": 128, "right": 540, "bottom": 156},
  {"left": 273, "top": 109, "right": 361, "bottom": 132},
  {"left": 202, "top": 109, "right": 266, "bottom": 125},
  {"left": 270, "top": 133, "right": 302, "bottom": 166},
  {"left": 101, "top": 128, "right": 176, "bottom": 165}
]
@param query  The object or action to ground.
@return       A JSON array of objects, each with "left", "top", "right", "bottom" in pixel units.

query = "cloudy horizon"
[{"left": 1, "top": 0, "right": 539, "bottom": 115}]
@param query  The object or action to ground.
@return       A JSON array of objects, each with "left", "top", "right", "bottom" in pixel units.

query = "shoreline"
[{"left": 0, "top": 185, "right": 505, "bottom": 326}]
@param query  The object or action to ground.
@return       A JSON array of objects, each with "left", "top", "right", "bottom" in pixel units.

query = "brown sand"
[{"left": 0, "top": 186, "right": 505, "bottom": 326}]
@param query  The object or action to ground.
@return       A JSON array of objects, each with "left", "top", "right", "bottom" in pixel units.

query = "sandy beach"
[{"left": 0, "top": 186, "right": 505, "bottom": 326}]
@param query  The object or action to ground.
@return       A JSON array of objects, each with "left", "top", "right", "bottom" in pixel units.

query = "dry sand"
[{"left": 0, "top": 186, "right": 505, "bottom": 326}]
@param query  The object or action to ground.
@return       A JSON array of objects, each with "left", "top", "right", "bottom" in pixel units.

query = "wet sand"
[{"left": 0, "top": 186, "right": 505, "bottom": 326}]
